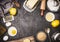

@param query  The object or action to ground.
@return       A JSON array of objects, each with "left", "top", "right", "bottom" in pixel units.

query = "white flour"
[{"left": 47, "top": 0, "right": 59, "bottom": 12}]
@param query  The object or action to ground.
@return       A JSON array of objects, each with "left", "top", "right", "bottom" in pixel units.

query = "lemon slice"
[
  {"left": 45, "top": 12, "right": 55, "bottom": 22},
  {"left": 8, "top": 26, "right": 17, "bottom": 36}
]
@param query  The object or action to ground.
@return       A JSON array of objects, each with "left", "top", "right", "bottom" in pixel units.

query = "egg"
[{"left": 8, "top": 26, "right": 17, "bottom": 36}]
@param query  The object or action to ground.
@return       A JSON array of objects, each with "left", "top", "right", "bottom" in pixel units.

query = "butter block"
[{"left": 26, "top": 0, "right": 38, "bottom": 9}]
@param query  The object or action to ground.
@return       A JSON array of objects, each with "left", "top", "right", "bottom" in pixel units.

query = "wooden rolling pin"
[{"left": 40, "top": 0, "right": 46, "bottom": 16}]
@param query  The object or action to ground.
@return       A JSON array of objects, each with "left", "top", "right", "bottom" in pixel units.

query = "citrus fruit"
[
  {"left": 9, "top": 8, "right": 17, "bottom": 15},
  {"left": 51, "top": 20, "right": 60, "bottom": 28},
  {"left": 45, "top": 12, "right": 55, "bottom": 22}
]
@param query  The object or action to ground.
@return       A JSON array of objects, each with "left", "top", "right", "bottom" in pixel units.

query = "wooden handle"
[
  {"left": 41, "top": 10, "right": 44, "bottom": 16},
  {"left": 40, "top": 0, "right": 46, "bottom": 16},
  {"left": 40, "top": 0, "right": 46, "bottom": 10}
]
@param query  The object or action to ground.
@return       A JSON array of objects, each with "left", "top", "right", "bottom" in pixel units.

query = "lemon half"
[
  {"left": 9, "top": 8, "right": 17, "bottom": 15},
  {"left": 51, "top": 20, "right": 60, "bottom": 28}
]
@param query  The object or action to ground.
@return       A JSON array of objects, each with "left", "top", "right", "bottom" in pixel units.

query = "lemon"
[
  {"left": 51, "top": 20, "right": 60, "bottom": 28},
  {"left": 9, "top": 8, "right": 17, "bottom": 15}
]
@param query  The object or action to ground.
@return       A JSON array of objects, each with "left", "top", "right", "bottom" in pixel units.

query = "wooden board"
[{"left": 7, "top": 36, "right": 35, "bottom": 42}]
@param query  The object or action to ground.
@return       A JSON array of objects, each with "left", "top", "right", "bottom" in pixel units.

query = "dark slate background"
[{"left": 0, "top": 0, "right": 60, "bottom": 42}]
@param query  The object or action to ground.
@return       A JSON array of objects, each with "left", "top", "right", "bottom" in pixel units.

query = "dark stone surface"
[{"left": 0, "top": 0, "right": 60, "bottom": 42}]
